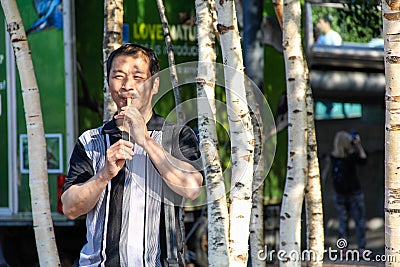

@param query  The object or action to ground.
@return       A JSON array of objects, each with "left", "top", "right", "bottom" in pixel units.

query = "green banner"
[
  {"left": 124, "top": 0, "right": 198, "bottom": 66},
  {"left": 14, "top": 0, "right": 66, "bottom": 212}
]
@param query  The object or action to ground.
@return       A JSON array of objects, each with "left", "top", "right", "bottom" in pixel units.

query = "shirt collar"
[{"left": 102, "top": 117, "right": 120, "bottom": 134}]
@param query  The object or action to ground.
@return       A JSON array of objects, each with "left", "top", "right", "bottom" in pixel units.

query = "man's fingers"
[
  {"left": 119, "top": 146, "right": 134, "bottom": 160},
  {"left": 107, "top": 140, "right": 134, "bottom": 161},
  {"left": 114, "top": 112, "right": 125, "bottom": 120},
  {"left": 119, "top": 139, "right": 134, "bottom": 148}
]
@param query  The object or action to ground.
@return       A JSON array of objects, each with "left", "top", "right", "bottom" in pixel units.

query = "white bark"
[
  {"left": 195, "top": 0, "right": 229, "bottom": 265},
  {"left": 247, "top": 77, "right": 266, "bottom": 267},
  {"left": 279, "top": 0, "right": 308, "bottom": 266},
  {"left": 156, "top": 0, "right": 185, "bottom": 125},
  {"left": 103, "top": 0, "right": 123, "bottom": 123},
  {"left": 215, "top": 0, "right": 255, "bottom": 266},
  {"left": 209, "top": 0, "right": 220, "bottom": 42},
  {"left": 305, "top": 84, "right": 324, "bottom": 267},
  {"left": 0, "top": 0, "right": 60, "bottom": 266},
  {"left": 382, "top": 0, "right": 400, "bottom": 265}
]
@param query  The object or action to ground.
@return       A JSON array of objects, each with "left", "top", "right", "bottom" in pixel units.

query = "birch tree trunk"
[
  {"left": 247, "top": 77, "right": 266, "bottom": 267},
  {"left": 279, "top": 0, "right": 308, "bottom": 266},
  {"left": 103, "top": 0, "right": 123, "bottom": 123},
  {"left": 273, "top": 1, "right": 324, "bottom": 265},
  {"left": 209, "top": 0, "right": 220, "bottom": 42},
  {"left": 382, "top": 0, "right": 400, "bottom": 264},
  {"left": 215, "top": 1, "right": 255, "bottom": 266},
  {"left": 196, "top": 2, "right": 230, "bottom": 265},
  {"left": 0, "top": 1, "right": 60, "bottom": 266},
  {"left": 305, "top": 82, "right": 324, "bottom": 266},
  {"left": 156, "top": 0, "right": 185, "bottom": 125},
  {"left": 241, "top": 2, "right": 267, "bottom": 265}
]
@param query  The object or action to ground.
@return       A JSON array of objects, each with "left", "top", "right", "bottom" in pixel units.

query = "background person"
[
  {"left": 316, "top": 15, "right": 342, "bottom": 46},
  {"left": 330, "top": 130, "right": 367, "bottom": 250},
  {"left": 61, "top": 43, "right": 203, "bottom": 267}
]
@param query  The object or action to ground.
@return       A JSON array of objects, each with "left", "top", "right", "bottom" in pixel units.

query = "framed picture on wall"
[{"left": 20, "top": 133, "right": 63, "bottom": 174}]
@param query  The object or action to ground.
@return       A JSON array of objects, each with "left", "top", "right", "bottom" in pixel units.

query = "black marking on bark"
[
  {"left": 217, "top": 24, "right": 234, "bottom": 34},
  {"left": 7, "top": 22, "right": 19, "bottom": 32},
  {"left": 384, "top": 12, "right": 400, "bottom": 20},
  {"left": 385, "top": 208, "right": 400, "bottom": 214},
  {"left": 387, "top": 124, "right": 400, "bottom": 131},
  {"left": 235, "top": 182, "right": 244, "bottom": 187},
  {"left": 387, "top": 56, "right": 400, "bottom": 64},
  {"left": 196, "top": 78, "right": 206, "bottom": 86}
]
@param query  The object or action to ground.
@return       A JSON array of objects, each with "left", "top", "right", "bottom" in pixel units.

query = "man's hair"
[
  {"left": 321, "top": 15, "right": 333, "bottom": 25},
  {"left": 106, "top": 43, "right": 160, "bottom": 83}
]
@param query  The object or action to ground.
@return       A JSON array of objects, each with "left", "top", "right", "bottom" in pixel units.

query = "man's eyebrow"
[
  {"left": 113, "top": 68, "right": 146, "bottom": 74},
  {"left": 132, "top": 68, "right": 146, "bottom": 74},
  {"left": 112, "top": 69, "right": 125, "bottom": 74}
]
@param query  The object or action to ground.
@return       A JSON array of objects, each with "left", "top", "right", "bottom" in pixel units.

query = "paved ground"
[
  {"left": 263, "top": 210, "right": 386, "bottom": 266},
  {"left": 0, "top": 213, "right": 386, "bottom": 266},
  {"left": 322, "top": 217, "right": 385, "bottom": 266}
]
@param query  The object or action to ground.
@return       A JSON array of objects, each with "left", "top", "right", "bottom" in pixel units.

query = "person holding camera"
[{"left": 330, "top": 130, "right": 367, "bottom": 250}]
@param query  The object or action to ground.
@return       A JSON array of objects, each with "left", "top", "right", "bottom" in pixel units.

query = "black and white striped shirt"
[{"left": 63, "top": 113, "right": 202, "bottom": 267}]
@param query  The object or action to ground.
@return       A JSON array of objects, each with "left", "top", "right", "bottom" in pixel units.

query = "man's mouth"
[{"left": 119, "top": 95, "right": 132, "bottom": 105}]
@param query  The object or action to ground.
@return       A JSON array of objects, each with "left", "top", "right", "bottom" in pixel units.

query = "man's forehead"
[{"left": 112, "top": 54, "right": 150, "bottom": 71}]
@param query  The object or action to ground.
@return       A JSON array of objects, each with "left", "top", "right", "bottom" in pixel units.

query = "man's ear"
[{"left": 152, "top": 77, "right": 160, "bottom": 94}]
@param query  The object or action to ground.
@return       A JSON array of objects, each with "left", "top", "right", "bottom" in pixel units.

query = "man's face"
[
  {"left": 316, "top": 18, "right": 329, "bottom": 35},
  {"left": 109, "top": 54, "right": 159, "bottom": 114}
]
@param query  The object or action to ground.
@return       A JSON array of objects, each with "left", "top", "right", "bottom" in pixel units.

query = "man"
[
  {"left": 61, "top": 43, "right": 203, "bottom": 267},
  {"left": 316, "top": 15, "right": 342, "bottom": 46}
]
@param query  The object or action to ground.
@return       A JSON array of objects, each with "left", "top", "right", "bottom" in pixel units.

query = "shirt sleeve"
[
  {"left": 62, "top": 140, "right": 95, "bottom": 193},
  {"left": 171, "top": 126, "right": 203, "bottom": 173}
]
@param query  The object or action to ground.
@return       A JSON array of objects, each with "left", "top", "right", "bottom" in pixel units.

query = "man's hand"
[
  {"left": 100, "top": 139, "right": 134, "bottom": 180},
  {"left": 61, "top": 138, "right": 134, "bottom": 220},
  {"left": 114, "top": 106, "right": 150, "bottom": 147}
]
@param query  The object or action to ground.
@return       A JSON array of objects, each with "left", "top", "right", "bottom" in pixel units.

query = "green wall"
[{"left": 14, "top": 1, "right": 66, "bottom": 212}]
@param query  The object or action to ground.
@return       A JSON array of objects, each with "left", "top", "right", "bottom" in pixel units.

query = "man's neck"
[{"left": 143, "top": 108, "right": 153, "bottom": 124}]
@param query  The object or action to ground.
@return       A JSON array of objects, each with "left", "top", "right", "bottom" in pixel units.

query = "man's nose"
[{"left": 123, "top": 76, "right": 136, "bottom": 90}]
